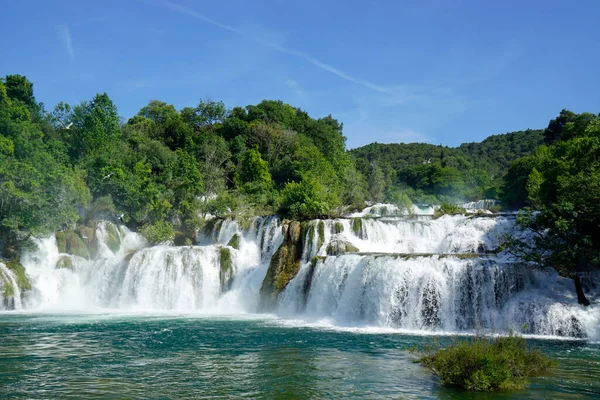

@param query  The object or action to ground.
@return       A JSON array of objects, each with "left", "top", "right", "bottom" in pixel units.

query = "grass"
[{"left": 418, "top": 333, "right": 557, "bottom": 391}]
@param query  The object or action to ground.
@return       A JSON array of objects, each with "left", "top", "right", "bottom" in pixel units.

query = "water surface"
[{"left": 1, "top": 313, "right": 598, "bottom": 399}]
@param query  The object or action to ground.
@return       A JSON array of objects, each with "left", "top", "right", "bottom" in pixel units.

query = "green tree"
[
  {"left": 502, "top": 112, "right": 600, "bottom": 306},
  {"left": 368, "top": 163, "right": 385, "bottom": 202}
]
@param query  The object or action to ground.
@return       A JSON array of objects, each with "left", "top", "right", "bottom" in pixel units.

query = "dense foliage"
[
  {"left": 499, "top": 110, "right": 600, "bottom": 305},
  {"left": 0, "top": 75, "right": 364, "bottom": 256},
  {"left": 419, "top": 334, "right": 556, "bottom": 391},
  {"left": 350, "top": 129, "right": 543, "bottom": 204}
]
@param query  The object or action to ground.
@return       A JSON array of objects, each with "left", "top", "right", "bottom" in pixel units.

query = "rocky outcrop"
[
  {"left": 104, "top": 222, "right": 121, "bottom": 253},
  {"left": 227, "top": 234, "right": 241, "bottom": 250},
  {"left": 56, "top": 230, "right": 90, "bottom": 259},
  {"left": 173, "top": 229, "right": 197, "bottom": 246},
  {"left": 76, "top": 226, "right": 98, "bottom": 259},
  {"left": 325, "top": 237, "right": 359, "bottom": 256},
  {"left": 56, "top": 255, "right": 74, "bottom": 270},
  {"left": 219, "top": 246, "right": 234, "bottom": 292},
  {"left": 259, "top": 220, "right": 305, "bottom": 309},
  {"left": 351, "top": 218, "right": 366, "bottom": 239}
]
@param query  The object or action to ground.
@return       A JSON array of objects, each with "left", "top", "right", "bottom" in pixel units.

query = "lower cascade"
[{"left": 1, "top": 215, "right": 598, "bottom": 340}]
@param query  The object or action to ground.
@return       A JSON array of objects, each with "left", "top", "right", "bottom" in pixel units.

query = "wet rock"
[
  {"left": 219, "top": 246, "right": 234, "bottom": 292},
  {"left": 56, "top": 230, "right": 90, "bottom": 259},
  {"left": 326, "top": 237, "right": 359, "bottom": 256},
  {"left": 104, "top": 222, "right": 121, "bottom": 253},
  {"left": 227, "top": 234, "right": 241, "bottom": 250},
  {"left": 56, "top": 255, "right": 74, "bottom": 270},
  {"left": 260, "top": 220, "right": 305, "bottom": 309}
]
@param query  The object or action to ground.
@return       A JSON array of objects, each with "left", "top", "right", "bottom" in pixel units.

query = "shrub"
[
  {"left": 434, "top": 202, "right": 466, "bottom": 218},
  {"left": 139, "top": 220, "right": 173, "bottom": 245},
  {"left": 418, "top": 334, "right": 556, "bottom": 391},
  {"left": 279, "top": 178, "right": 338, "bottom": 219}
]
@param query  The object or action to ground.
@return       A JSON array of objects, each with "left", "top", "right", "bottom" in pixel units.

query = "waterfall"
[
  {"left": 16, "top": 217, "right": 282, "bottom": 312},
  {"left": 0, "top": 262, "right": 22, "bottom": 310},
  {"left": 4, "top": 213, "right": 599, "bottom": 339},
  {"left": 278, "top": 255, "right": 598, "bottom": 338},
  {"left": 460, "top": 199, "right": 498, "bottom": 212}
]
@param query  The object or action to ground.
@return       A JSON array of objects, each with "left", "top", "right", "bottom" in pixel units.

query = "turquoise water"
[{"left": 0, "top": 313, "right": 598, "bottom": 399}]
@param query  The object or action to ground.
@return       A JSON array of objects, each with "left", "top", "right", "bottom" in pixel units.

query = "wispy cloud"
[
  {"left": 285, "top": 79, "right": 303, "bottom": 97},
  {"left": 148, "top": 0, "right": 407, "bottom": 97},
  {"left": 160, "top": 0, "right": 243, "bottom": 35},
  {"left": 56, "top": 25, "right": 74, "bottom": 59}
]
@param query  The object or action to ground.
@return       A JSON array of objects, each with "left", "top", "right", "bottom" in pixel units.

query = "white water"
[
  {"left": 0, "top": 262, "right": 22, "bottom": 310},
  {"left": 278, "top": 255, "right": 599, "bottom": 338},
  {"left": 347, "top": 203, "right": 435, "bottom": 217},
  {"left": 2, "top": 214, "right": 599, "bottom": 339}
]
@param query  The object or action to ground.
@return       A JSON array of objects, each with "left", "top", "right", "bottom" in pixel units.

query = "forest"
[{"left": 1, "top": 74, "right": 599, "bottom": 288}]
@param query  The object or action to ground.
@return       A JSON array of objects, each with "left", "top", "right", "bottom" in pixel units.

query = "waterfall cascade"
[{"left": 1, "top": 207, "right": 598, "bottom": 339}]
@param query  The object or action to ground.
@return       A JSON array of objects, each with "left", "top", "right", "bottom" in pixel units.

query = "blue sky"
[{"left": 1, "top": 0, "right": 599, "bottom": 148}]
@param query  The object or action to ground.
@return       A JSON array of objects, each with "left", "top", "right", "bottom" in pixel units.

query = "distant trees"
[{"left": 350, "top": 129, "right": 543, "bottom": 205}]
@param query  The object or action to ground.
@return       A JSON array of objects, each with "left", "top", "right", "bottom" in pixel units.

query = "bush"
[
  {"left": 418, "top": 334, "right": 556, "bottom": 391},
  {"left": 279, "top": 178, "right": 338, "bottom": 219},
  {"left": 139, "top": 220, "right": 173, "bottom": 245},
  {"left": 434, "top": 202, "right": 466, "bottom": 218}
]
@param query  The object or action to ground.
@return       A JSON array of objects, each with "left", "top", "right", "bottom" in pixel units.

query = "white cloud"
[{"left": 56, "top": 25, "right": 74, "bottom": 59}]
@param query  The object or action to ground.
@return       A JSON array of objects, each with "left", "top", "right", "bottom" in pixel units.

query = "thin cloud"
[
  {"left": 285, "top": 79, "right": 303, "bottom": 96},
  {"left": 160, "top": 0, "right": 243, "bottom": 35},
  {"left": 56, "top": 25, "right": 74, "bottom": 59},
  {"left": 150, "top": 0, "right": 403, "bottom": 96}
]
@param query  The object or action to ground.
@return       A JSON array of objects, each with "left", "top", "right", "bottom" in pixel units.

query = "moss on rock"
[
  {"left": 326, "top": 238, "right": 360, "bottom": 256},
  {"left": 56, "top": 255, "right": 74, "bottom": 270},
  {"left": 227, "top": 234, "right": 241, "bottom": 250},
  {"left": 1, "top": 275, "right": 14, "bottom": 298},
  {"left": 56, "top": 230, "right": 90, "bottom": 259},
  {"left": 174, "top": 230, "right": 196, "bottom": 246},
  {"left": 317, "top": 221, "right": 325, "bottom": 250},
  {"left": 301, "top": 256, "right": 320, "bottom": 310},
  {"left": 6, "top": 260, "right": 31, "bottom": 292},
  {"left": 260, "top": 220, "right": 304, "bottom": 309},
  {"left": 334, "top": 221, "right": 344, "bottom": 234},
  {"left": 77, "top": 226, "right": 98, "bottom": 259},
  {"left": 351, "top": 218, "right": 365, "bottom": 239},
  {"left": 104, "top": 222, "right": 121, "bottom": 253},
  {"left": 219, "top": 246, "right": 234, "bottom": 292}
]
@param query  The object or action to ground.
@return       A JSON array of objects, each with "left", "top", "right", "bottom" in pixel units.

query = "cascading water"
[
  {"left": 278, "top": 254, "right": 598, "bottom": 338},
  {"left": 461, "top": 199, "right": 498, "bottom": 211},
  {"left": 14, "top": 217, "right": 282, "bottom": 313},
  {"left": 0, "top": 262, "right": 22, "bottom": 310},
  {"left": 3, "top": 212, "right": 599, "bottom": 339}
]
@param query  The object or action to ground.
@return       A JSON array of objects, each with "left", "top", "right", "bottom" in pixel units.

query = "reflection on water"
[{"left": 0, "top": 314, "right": 598, "bottom": 399}]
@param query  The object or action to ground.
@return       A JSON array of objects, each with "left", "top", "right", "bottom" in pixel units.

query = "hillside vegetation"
[{"left": 1, "top": 74, "right": 598, "bottom": 295}]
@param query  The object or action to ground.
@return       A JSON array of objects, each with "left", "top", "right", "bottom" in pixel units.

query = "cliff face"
[{"left": 259, "top": 221, "right": 305, "bottom": 310}]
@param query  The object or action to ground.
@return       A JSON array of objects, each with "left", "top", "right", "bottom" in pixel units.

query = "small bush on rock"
[{"left": 418, "top": 334, "right": 556, "bottom": 391}]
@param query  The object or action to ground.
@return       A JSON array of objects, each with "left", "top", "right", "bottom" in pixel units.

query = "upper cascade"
[{"left": 299, "top": 214, "right": 517, "bottom": 262}]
